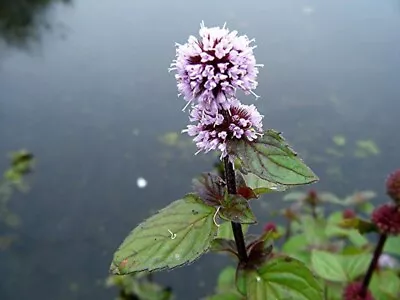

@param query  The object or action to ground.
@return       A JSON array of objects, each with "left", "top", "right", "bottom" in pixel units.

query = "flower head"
[
  {"left": 263, "top": 222, "right": 277, "bottom": 233},
  {"left": 170, "top": 22, "right": 262, "bottom": 113},
  {"left": 183, "top": 103, "right": 263, "bottom": 158},
  {"left": 343, "top": 209, "right": 356, "bottom": 219},
  {"left": 371, "top": 203, "right": 400, "bottom": 235},
  {"left": 386, "top": 169, "right": 400, "bottom": 204},
  {"left": 343, "top": 282, "right": 374, "bottom": 300}
]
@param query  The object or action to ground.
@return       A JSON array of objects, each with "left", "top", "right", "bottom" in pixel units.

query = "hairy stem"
[
  {"left": 223, "top": 156, "right": 248, "bottom": 263},
  {"left": 360, "top": 233, "right": 387, "bottom": 297}
]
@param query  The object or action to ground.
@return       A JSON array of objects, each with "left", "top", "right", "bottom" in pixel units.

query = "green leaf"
[
  {"left": 236, "top": 267, "right": 247, "bottom": 296},
  {"left": 220, "top": 194, "right": 257, "bottom": 224},
  {"left": 216, "top": 222, "right": 249, "bottom": 240},
  {"left": 370, "top": 270, "right": 400, "bottom": 300},
  {"left": 311, "top": 251, "right": 347, "bottom": 282},
  {"left": 132, "top": 280, "right": 173, "bottom": 300},
  {"left": 282, "top": 234, "right": 307, "bottom": 254},
  {"left": 241, "top": 172, "right": 288, "bottom": 195},
  {"left": 207, "top": 266, "right": 244, "bottom": 300},
  {"left": 325, "top": 282, "right": 344, "bottom": 300},
  {"left": 300, "top": 216, "right": 328, "bottom": 246},
  {"left": 311, "top": 250, "right": 371, "bottom": 282},
  {"left": 244, "top": 256, "right": 323, "bottom": 300},
  {"left": 325, "top": 214, "right": 369, "bottom": 247},
  {"left": 207, "top": 292, "right": 243, "bottom": 300},
  {"left": 228, "top": 129, "right": 318, "bottom": 186},
  {"left": 217, "top": 266, "right": 237, "bottom": 293},
  {"left": 384, "top": 236, "right": 400, "bottom": 256},
  {"left": 110, "top": 194, "right": 218, "bottom": 274}
]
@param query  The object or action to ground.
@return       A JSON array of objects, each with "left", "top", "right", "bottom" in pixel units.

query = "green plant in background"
[
  {"left": 205, "top": 175, "right": 400, "bottom": 300},
  {"left": 109, "top": 22, "right": 323, "bottom": 299},
  {"left": 0, "top": 149, "right": 34, "bottom": 250},
  {"left": 269, "top": 176, "right": 400, "bottom": 299},
  {"left": 106, "top": 272, "right": 173, "bottom": 300}
]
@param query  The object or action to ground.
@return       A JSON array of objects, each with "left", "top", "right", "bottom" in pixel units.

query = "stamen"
[{"left": 182, "top": 99, "right": 193, "bottom": 112}]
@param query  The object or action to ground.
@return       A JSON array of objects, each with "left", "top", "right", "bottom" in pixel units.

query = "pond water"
[{"left": 1, "top": 0, "right": 400, "bottom": 299}]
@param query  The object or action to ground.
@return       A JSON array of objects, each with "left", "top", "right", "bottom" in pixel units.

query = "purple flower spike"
[
  {"left": 170, "top": 22, "right": 263, "bottom": 113},
  {"left": 183, "top": 103, "right": 263, "bottom": 158}
]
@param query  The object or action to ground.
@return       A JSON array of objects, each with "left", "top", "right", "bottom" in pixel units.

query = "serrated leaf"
[
  {"left": 244, "top": 256, "right": 323, "bottom": 300},
  {"left": 241, "top": 172, "right": 287, "bottom": 195},
  {"left": 228, "top": 129, "right": 318, "bottom": 186},
  {"left": 193, "top": 173, "right": 225, "bottom": 206},
  {"left": 110, "top": 194, "right": 218, "bottom": 274},
  {"left": 311, "top": 250, "right": 371, "bottom": 282},
  {"left": 220, "top": 194, "right": 257, "bottom": 224}
]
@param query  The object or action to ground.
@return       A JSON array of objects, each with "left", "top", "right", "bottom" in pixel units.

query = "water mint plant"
[{"left": 110, "top": 22, "right": 323, "bottom": 299}]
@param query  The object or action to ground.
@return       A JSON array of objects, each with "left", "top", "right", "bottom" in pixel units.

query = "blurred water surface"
[{"left": 1, "top": 0, "right": 400, "bottom": 299}]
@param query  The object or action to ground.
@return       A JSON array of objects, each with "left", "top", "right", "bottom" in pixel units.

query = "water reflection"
[{"left": 0, "top": 0, "right": 70, "bottom": 47}]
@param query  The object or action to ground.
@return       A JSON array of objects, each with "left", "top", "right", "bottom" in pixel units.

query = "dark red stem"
[{"left": 223, "top": 156, "right": 248, "bottom": 263}]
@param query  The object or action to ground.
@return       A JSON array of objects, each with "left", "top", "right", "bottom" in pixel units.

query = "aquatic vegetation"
[
  {"left": 354, "top": 140, "right": 380, "bottom": 158},
  {"left": 0, "top": 150, "right": 34, "bottom": 250},
  {"left": 109, "top": 23, "right": 400, "bottom": 300},
  {"left": 333, "top": 135, "right": 346, "bottom": 147}
]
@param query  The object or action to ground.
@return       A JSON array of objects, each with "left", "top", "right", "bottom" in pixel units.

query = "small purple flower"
[
  {"left": 378, "top": 253, "right": 398, "bottom": 269},
  {"left": 170, "top": 22, "right": 262, "bottom": 113},
  {"left": 183, "top": 103, "right": 263, "bottom": 158}
]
